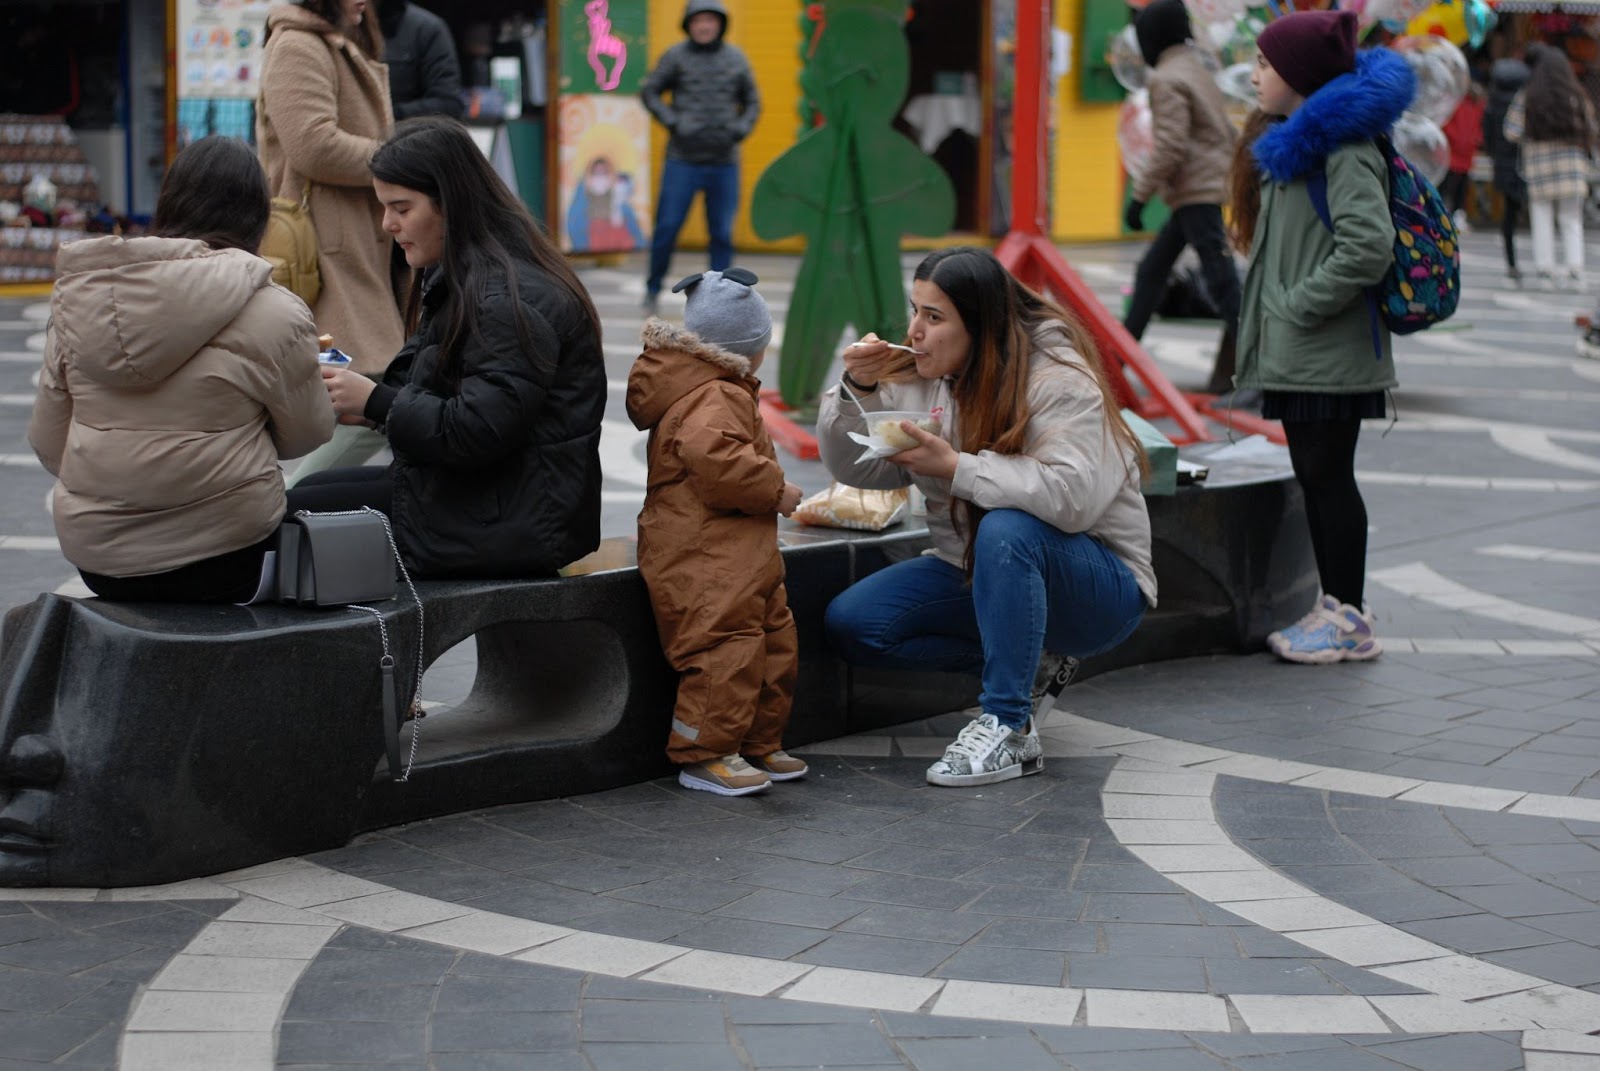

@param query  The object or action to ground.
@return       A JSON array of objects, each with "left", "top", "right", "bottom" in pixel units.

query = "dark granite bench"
[{"left": 0, "top": 457, "right": 1312, "bottom": 888}]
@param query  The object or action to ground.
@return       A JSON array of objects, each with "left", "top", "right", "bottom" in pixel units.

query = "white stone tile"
[
  {"left": 1112, "top": 756, "right": 1179, "bottom": 773},
  {"left": 1410, "top": 638, "right": 1506, "bottom": 655},
  {"left": 1287, "top": 769, "right": 1423, "bottom": 799},
  {"left": 127, "top": 990, "right": 283, "bottom": 1032},
  {"left": 1523, "top": 1054, "right": 1600, "bottom": 1071},
  {"left": 1113, "top": 739, "right": 1236, "bottom": 767},
  {"left": 182, "top": 920, "right": 339, "bottom": 960},
  {"left": 1051, "top": 715, "right": 1157, "bottom": 748},
  {"left": 1219, "top": 898, "right": 1375, "bottom": 932},
  {"left": 1083, "top": 989, "right": 1230, "bottom": 1032},
  {"left": 1365, "top": 994, "right": 1535, "bottom": 1032},
  {"left": 227, "top": 868, "right": 389, "bottom": 908},
  {"left": 514, "top": 931, "right": 686, "bottom": 977},
  {"left": 1500, "top": 641, "right": 1597, "bottom": 657},
  {"left": 1101, "top": 794, "right": 1216, "bottom": 820},
  {"left": 400, "top": 911, "right": 572, "bottom": 955},
  {"left": 781, "top": 967, "right": 943, "bottom": 1012},
  {"left": 893, "top": 737, "right": 953, "bottom": 758},
  {"left": 1228, "top": 995, "right": 1389, "bottom": 1034},
  {"left": 314, "top": 890, "right": 471, "bottom": 932},
  {"left": 1472, "top": 985, "right": 1600, "bottom": 1032},
  {"left": 1101, "top": 769, "right": 1216, "bottom": 797},
  {"left": 1524, "top": 1031, "right": 1600, "bottom": 1055},
  {"left": 120, "top": 1031, "right": 274, "bottom": 1071},
  {"left": 1509, "top": 795, "right": 1600, "bottom": 823},
  {"left": 220, "top": 898, "right": 334, "bottom": 927},
  {"left": 1371, "top": 955, "right": 1546, "bottom": 1000},
  {"left": 931, "top": 981, "right": 1083, "bottom": 1027},
  {"left": 150, "top": 954, "right": 309, "bottom": 994},
  {"left": 0, "top": 887, "right": 98, "bottom": 901},
  {"left": 1186, "top": 754, "right": 1323, "bottom": 783},
  {"left": 1168, "top": 871, "right": 1316, "bottom": 903},
  {"left": 1105, "top": 819, "right": 1232, "bottom": 845},
  {"left": 105, "top": 879, "right": 240, "bottom": 902},
  {"left": 1395, "top": 782, "right": 1526, "bottom": 812},
  {"left": 795, "top": 736, "right": 892, "bottom": 757},
  {"left": 639, "top": 949, "right": 812, "bottom": 997},
  {"left": 1281, "top": 925, "right": 1445, "bottom": 967},
  {"left": 1124, "top": 844, "right": 1261, "bottom": 872}
]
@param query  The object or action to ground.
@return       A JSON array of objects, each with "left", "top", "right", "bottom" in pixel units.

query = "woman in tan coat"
[
  {"left": 29, "top": 137, "right": 333, "bottom": 603},
  {"left": 259, "top": 0, "right": 404, "bottom": 478}
]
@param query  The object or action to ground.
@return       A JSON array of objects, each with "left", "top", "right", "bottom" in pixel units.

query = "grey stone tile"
[
  {"left": 843, "top": 843, "right": 995, "bottom": 880},
  {"left": 581, "top": 976, "right": 726, "bottom": 1002},
  {"left": 448, "top": 952, "right": 575, "bottom": 980},
  {"left": 1387, "top": 855, "right": 1528, "bottom": 886},
  {"left": 1065, "top": 1050, "right": 1229, "bottom": 1071},
  {"left": 931, "top": 944, "right": 1066, "bottom": 985},
  {"left": 724, "top": 995, "right": 867, "bottom": 1025},
  {"left": 1344, "top": 833, "right": 1481, "bottom": 860},
  {"left": 876, "top": 1010, "right": 1035, "bottom": 1037},
  {"left": 54, "top": 979, "right": 138, "bottom": 1022},
  {"left": 0, "top": 936, "right": 141, "bottom": 974},
  {"left": 298, "top": 948, "right": 456, "bottom": 988},
  {"left": 1436, "top": 724, "right": 1540, "bottom": 748},
  {"left": 0, "top": 969, "right": 102, "bottom": 1013},
  {"left": 925, "top": 800, "right": 1039, "bottom": 832},
  {"left": 275, "top": 1021, "right": 430, "bottom": 1063},
  {"left": 307, "top": 835, "right": 444, "bottom": 877},
  {"left": 75, "top": 946, "right": 169, "bottom": 982},
  {"left": 1277, "top": 864, "right": 1415, "bottom": 894},
  {"left": 579, "top": 998, "right": 727, "bottom": 1043},
  {"left": 714, "top": 888, "right": 868, "bottom": 929},
  {"left": 836, "top": 904, "right": 988, "bottom": 945},
  {"left": 327, "top": 928, "right": 450, "bottom": 954},
  {"left": 1100, "top": 923, "right": 1239, "bottom": 957},
  {"left": 478, "top": 802, "right": 632, "bottom": 842},
  {"left": 834, "top": 873, "right": 985, "bottom": 911},
  {"left": 1522, "top": 910, "right": 1600, "bottom": 945},
  {"left": 587, "top": 798, "right": 744, "bottom": 833},
  {"left": 669, "top": 916, "right": 830, "bottom": 959},
  {"left": 582, "top": 1042, "right": 747, "bottom": 1071},
  {"left": 1222, "top": 815, "right": 1346, "bottom": 841},
  {"left": 607, "top": 874, "right": 755, "bottom": 914},
  {"left": 1066, "top": 953, "right": 1207, "bottom": 992},
  {"left": 26, "top": 902, "right": 169, "bottom": 929},
  {"left": 1447, "top": 881, "right": 1597, "bottom": 917},
  {"left": 897, "top": 1036, "right": 1064, "bottom": 1071},
  {"left": 1082, "top": 894, "right": 1201, "bottom": 925},
  {"left": 1331, "top": 887, "right": 1481, "bottom": 924},
  {"left": 733, "top": 859, "right": 870, "bottom": 896},
  {"left": 520, "top": 856, "right": 669, "bottom": 894},
  {"left": 1482, "top": 942, "right": 1600, "bottom": 986},
  {"left": 744, "top": 828, "right": 878, "bottom": 864},
  {"left": 962, "top": 857, "right": 1078, "bottom": 889},
  {"left": 964, "top": 886, "right": 1086, "bottom": 920},
  {"left": 378, "top": 862, "right": 536, "bottom": 903},
  {"left": 1202, "top": 957, "right": 1343, "bottom": 994},
  {"left": 736, "top": 1023, "right": 901, "bottom": 1067},
  {"left": 1244, "top": 838, "right": 1373, "bottom": 866},
  {"left": 55, "top": 1023, "right": 119, "bottom": 1069},
  {"left": 1228, "top": 929, "right": 1319, "bottom": 959},
  {"left": 89, "top": 910, "right": 210, "bottom": 950},
  {"left": 1068, "top": 865, "right": 1181, "bottom": 894},
  {"left": 1449, "top": 809, "right": 1586, "bottom": 844},
  {"left": 792, "top": 932, "right": 955, "bottom": 974},
  {"left": 1365, "top": 1032, "right": 1523, "bottom": 1071},
  {"left": 1313, "top": 960, "right": 1426, "bottom": 995},
  {"left": 430, "top": 1011, "right": 578, "bottom": 1052},
  {"left": 1032, "top": 1025, "right": 1197, "bottom": 1053},
  {"left": 974, "top": 917, "right": 1099, "bottom": 952},
  {"left": 434, "top": 1055, "right": 583, "bottom": 1071},
  {"left": 1488, "top": 843, "right": 1600, "bottom": 875},
  {"left": 1399, "top": 913, "right": 1566, "bottom": 953},
  {"left": 1229, "top": 1045, "right": 1417, "bottom": 1071},
  {"left": 574, "top": 904, "right": 701, "bottom": 941},
  {"left": 876, "top": 816, "right": 1018, "bottom": 852},
  {"left": 436, "top": 973, "right": 581, "bottom": 1013},
  {"left": 0, "top": 1011, "right": 107, "bottom": 1062},
  {"left": 1491, "top": 749, "right": 1600, "bottom": 778}
]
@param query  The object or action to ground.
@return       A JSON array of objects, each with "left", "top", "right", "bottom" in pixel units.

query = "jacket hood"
[
  {"left": 1253, "top": 47, "right": 1416, "bottom": 182},
  {"left": 265, "top": 3, "right": 341, "bottom": 42},
  {"left": 627, "top": 318, "right": 752, "bottom": 430},
  {"left": 51, "top": 236, "right": 275, "bottom": 389},
  {"left": 1135, "top": 0, "right": 1191, "bottom": 69},
  {"left": 683, "top": 0, "right": 728, "bottom": 38}
]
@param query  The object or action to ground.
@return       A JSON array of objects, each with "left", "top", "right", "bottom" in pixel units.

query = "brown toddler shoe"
[
  {"left": 678, "top": 754, "right": 772, "bottom": 796},
  {"left": 744, "top": 750, "right": 808, "bottom": 782}
]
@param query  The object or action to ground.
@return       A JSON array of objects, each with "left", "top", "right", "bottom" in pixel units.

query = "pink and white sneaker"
[{"left": 1267, "top": 595, "right": 1383, "bottom": 664}]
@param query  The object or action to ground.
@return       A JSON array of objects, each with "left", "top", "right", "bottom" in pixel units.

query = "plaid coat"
[{"left": 1504, "top": 91, "right": 1596, "bottom": 201}]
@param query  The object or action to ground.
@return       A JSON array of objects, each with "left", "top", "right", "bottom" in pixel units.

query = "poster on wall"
[
  {"left": 559, "top": 94, "right": 652, "bottom": 254},
  {"left": 559, "top": 0, "right": 648, "bottom": 95},
  {"left": 174, "top": 0, "right": 271, "bottom": 145}
]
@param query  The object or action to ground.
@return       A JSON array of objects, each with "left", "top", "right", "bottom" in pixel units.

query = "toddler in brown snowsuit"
[{"left": 626, "top": 269, "right": 806, "bottom": 796}]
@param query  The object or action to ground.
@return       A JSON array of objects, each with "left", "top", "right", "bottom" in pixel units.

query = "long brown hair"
[
  {"left": 298, "top": 0, "right": 384, "bottom": 59},
  {"left": 900, "top": 248, "right": 1149, "bottom": 576},
  {"left": 1226, "top": 109, "right": 1280, "bottom": 253},
  {"left": 1524, "top": 44, "right": 1595, "bottom": 148}
]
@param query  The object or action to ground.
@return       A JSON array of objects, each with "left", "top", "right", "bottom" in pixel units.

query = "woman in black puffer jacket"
[{"left": 1484, "top": 57, "right": 1530, "bottom": 283}]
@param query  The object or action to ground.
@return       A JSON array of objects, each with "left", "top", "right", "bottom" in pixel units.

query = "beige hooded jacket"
[
  {"left": 817, "top": 322, "right": 1157, "bottom": 607},
  {"left": 29, "top": 236, "right": 334, "bottom": 577}
]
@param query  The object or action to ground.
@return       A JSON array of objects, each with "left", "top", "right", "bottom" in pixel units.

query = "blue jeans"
[
  {"left": 824, "top": 509, "right": 1147, "bottom": 730},
  {"left": 647, "top": 159, "right": 739, "bottom": 297}
]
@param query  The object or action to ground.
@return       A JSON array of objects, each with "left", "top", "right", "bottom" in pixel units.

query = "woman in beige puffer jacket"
[{"left": 28, "top": 137, "right": 334, "bottom": 602}]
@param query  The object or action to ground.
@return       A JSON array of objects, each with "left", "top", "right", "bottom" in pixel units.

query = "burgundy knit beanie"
[{"left": 1256, "top": 10, "right": 1358, "bottom": 99}]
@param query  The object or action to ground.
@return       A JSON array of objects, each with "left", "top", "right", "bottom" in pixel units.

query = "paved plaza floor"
[{"left": 0, "top": 234, "right": 1597, "bottom": 1069}]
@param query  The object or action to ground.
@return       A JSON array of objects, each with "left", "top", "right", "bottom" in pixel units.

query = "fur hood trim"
[
  {"left": 1253, "top": 48, "right": 1416, "bottom": 182},
  {"left": 641, "top": 317, "right": 752, "bottom": 376}
]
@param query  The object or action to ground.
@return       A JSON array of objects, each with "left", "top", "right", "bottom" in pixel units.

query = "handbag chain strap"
[{"left": 297, "top": 507, "right": 426, "bottom": 782}]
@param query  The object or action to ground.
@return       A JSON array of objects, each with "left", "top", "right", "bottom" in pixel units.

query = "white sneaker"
[{"left": 926, "top": 713, "right": 1044, "bottom": 787}]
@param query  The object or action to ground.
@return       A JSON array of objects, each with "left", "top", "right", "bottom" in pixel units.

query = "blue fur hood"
[{"left": 1253, "top": 49, "right": 1416, "bottom": 182}]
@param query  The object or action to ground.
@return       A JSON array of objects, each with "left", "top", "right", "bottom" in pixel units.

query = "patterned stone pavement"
[{"left": 1, "top": 233, "right": 1598, "bottom": 1068}]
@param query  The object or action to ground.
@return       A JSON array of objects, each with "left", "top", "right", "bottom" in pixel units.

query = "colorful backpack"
[{"left": 1306, "top": 133, "right": 1461, "bottom": 347}]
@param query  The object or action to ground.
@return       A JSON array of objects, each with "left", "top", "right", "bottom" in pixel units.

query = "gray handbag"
[{"left": 277, "top": 508, "right": 425, "bottom": 781}]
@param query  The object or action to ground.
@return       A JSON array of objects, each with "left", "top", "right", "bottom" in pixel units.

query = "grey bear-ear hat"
[{"left": 672, "top": 268, "right": 773, "bottom": 357}]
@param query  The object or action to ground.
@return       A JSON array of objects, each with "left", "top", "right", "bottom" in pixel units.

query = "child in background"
[
  {"left": 626, "top": 269, "right": 806, "bottom": 796},
  {"left": 1229, "top": 10, "right": 1411, "bottom": 663},
  {"left": 1441, "top": 81, "right": 1486, "bottom": 233}
]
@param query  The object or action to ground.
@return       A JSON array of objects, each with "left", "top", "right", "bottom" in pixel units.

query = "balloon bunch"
[{"left": 1389, "top": 34, "right": 1469, "bottom": 184}]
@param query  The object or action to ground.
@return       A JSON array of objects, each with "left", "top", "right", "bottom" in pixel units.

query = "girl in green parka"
[{"left": 1229, "top": 11, "right": 1415, "bottom": 664}]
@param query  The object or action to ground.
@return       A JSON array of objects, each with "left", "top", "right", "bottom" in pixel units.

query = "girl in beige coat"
[
  {"left": 259, "top": 0, "right": 404, "bottom": 477},
  {"left": 28, "top": 137, "right": 333, "bottom": 603}
]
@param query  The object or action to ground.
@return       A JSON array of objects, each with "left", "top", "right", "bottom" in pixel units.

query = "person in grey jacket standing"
[
  {"left": 379, "top": 1, "right": 463, "bottom": 120},
  {"left": 640, "top": 0, "right": 760, "bottom": 313}
]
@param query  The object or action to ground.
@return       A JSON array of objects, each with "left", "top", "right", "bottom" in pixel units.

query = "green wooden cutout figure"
[{"left": 751, "top": 0, "right": 956, "bottom": 411}]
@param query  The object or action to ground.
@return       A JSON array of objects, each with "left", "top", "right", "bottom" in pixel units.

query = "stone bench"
[{"left": 0, "top": 457, "right": 1311, "bottom": 888}]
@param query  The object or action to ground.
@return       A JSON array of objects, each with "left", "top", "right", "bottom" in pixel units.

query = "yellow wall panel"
[{"left": 1051, "top": 0, "right": 1124, "bottom": 241}]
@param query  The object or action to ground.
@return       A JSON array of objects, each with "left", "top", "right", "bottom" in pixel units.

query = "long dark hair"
[
  {"left": 297, "top": 0, "right": 383, "bottom": 58},
  {"left": 1226, "top": 109, "right": 1280, "bottom": 253},
  {"left": 893, "top": 247, "right": 1148, "bottom": 575},
  {"left": 1523, "top": 45, "right": 1594, "bottom": 147},
  {"left": 370, "top": 117, "right": 603, "bottom": 389},
  {"left": 153, "top": 136, "right": 271, "bottom": 253}
]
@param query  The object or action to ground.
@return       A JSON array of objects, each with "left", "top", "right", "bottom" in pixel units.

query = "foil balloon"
[
  {"left": 1108, "top": 25, "right": 1148, "bottom": 93},
  {"left": 1394, "top": 35, "right": 1470, "bottom": 126},
  {"left": 1405, "top": 2, "right": 1469, "bottom": 46},
  {"left": 1118, "top": 90, "right": 1156, "bottom": 181},
  {"left": 1185, "top": 0, "right": 1248, "bottom": 26},
  {"left": 1392, "top": 112, "right": 1450, "bottom": 184},
  {"left": 1464, "top": 0, "right": 1496, "bottom": 49}
]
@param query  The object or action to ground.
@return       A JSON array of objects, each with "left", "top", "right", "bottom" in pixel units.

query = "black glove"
[{"left": 1124, "top": 200, "right": 1146, "bottom": 232}]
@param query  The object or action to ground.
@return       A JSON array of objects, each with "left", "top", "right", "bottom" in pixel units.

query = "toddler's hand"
[{"left": 778, "top": 482, "right": 803, "bottom": 517}]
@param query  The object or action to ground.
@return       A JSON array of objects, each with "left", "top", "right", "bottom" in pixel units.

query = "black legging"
[
  {"left": 285, "top": 466, "right": 394, "bottom": 516},
  {"left": 1283, "top": 419, "right": 1368, "bottom": 608},
  {"left": 1501, "top": 193, "right": 1523, "bottom": 271}
]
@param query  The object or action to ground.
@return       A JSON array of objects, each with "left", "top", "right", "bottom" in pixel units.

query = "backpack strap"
[{"left": 1304, "top": 151, "right": 1386, "bottom": 362}]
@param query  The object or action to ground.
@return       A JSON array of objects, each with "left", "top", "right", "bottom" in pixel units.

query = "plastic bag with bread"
[{"left": 792, "top": 483, "right": 910, "bottom": 532}]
